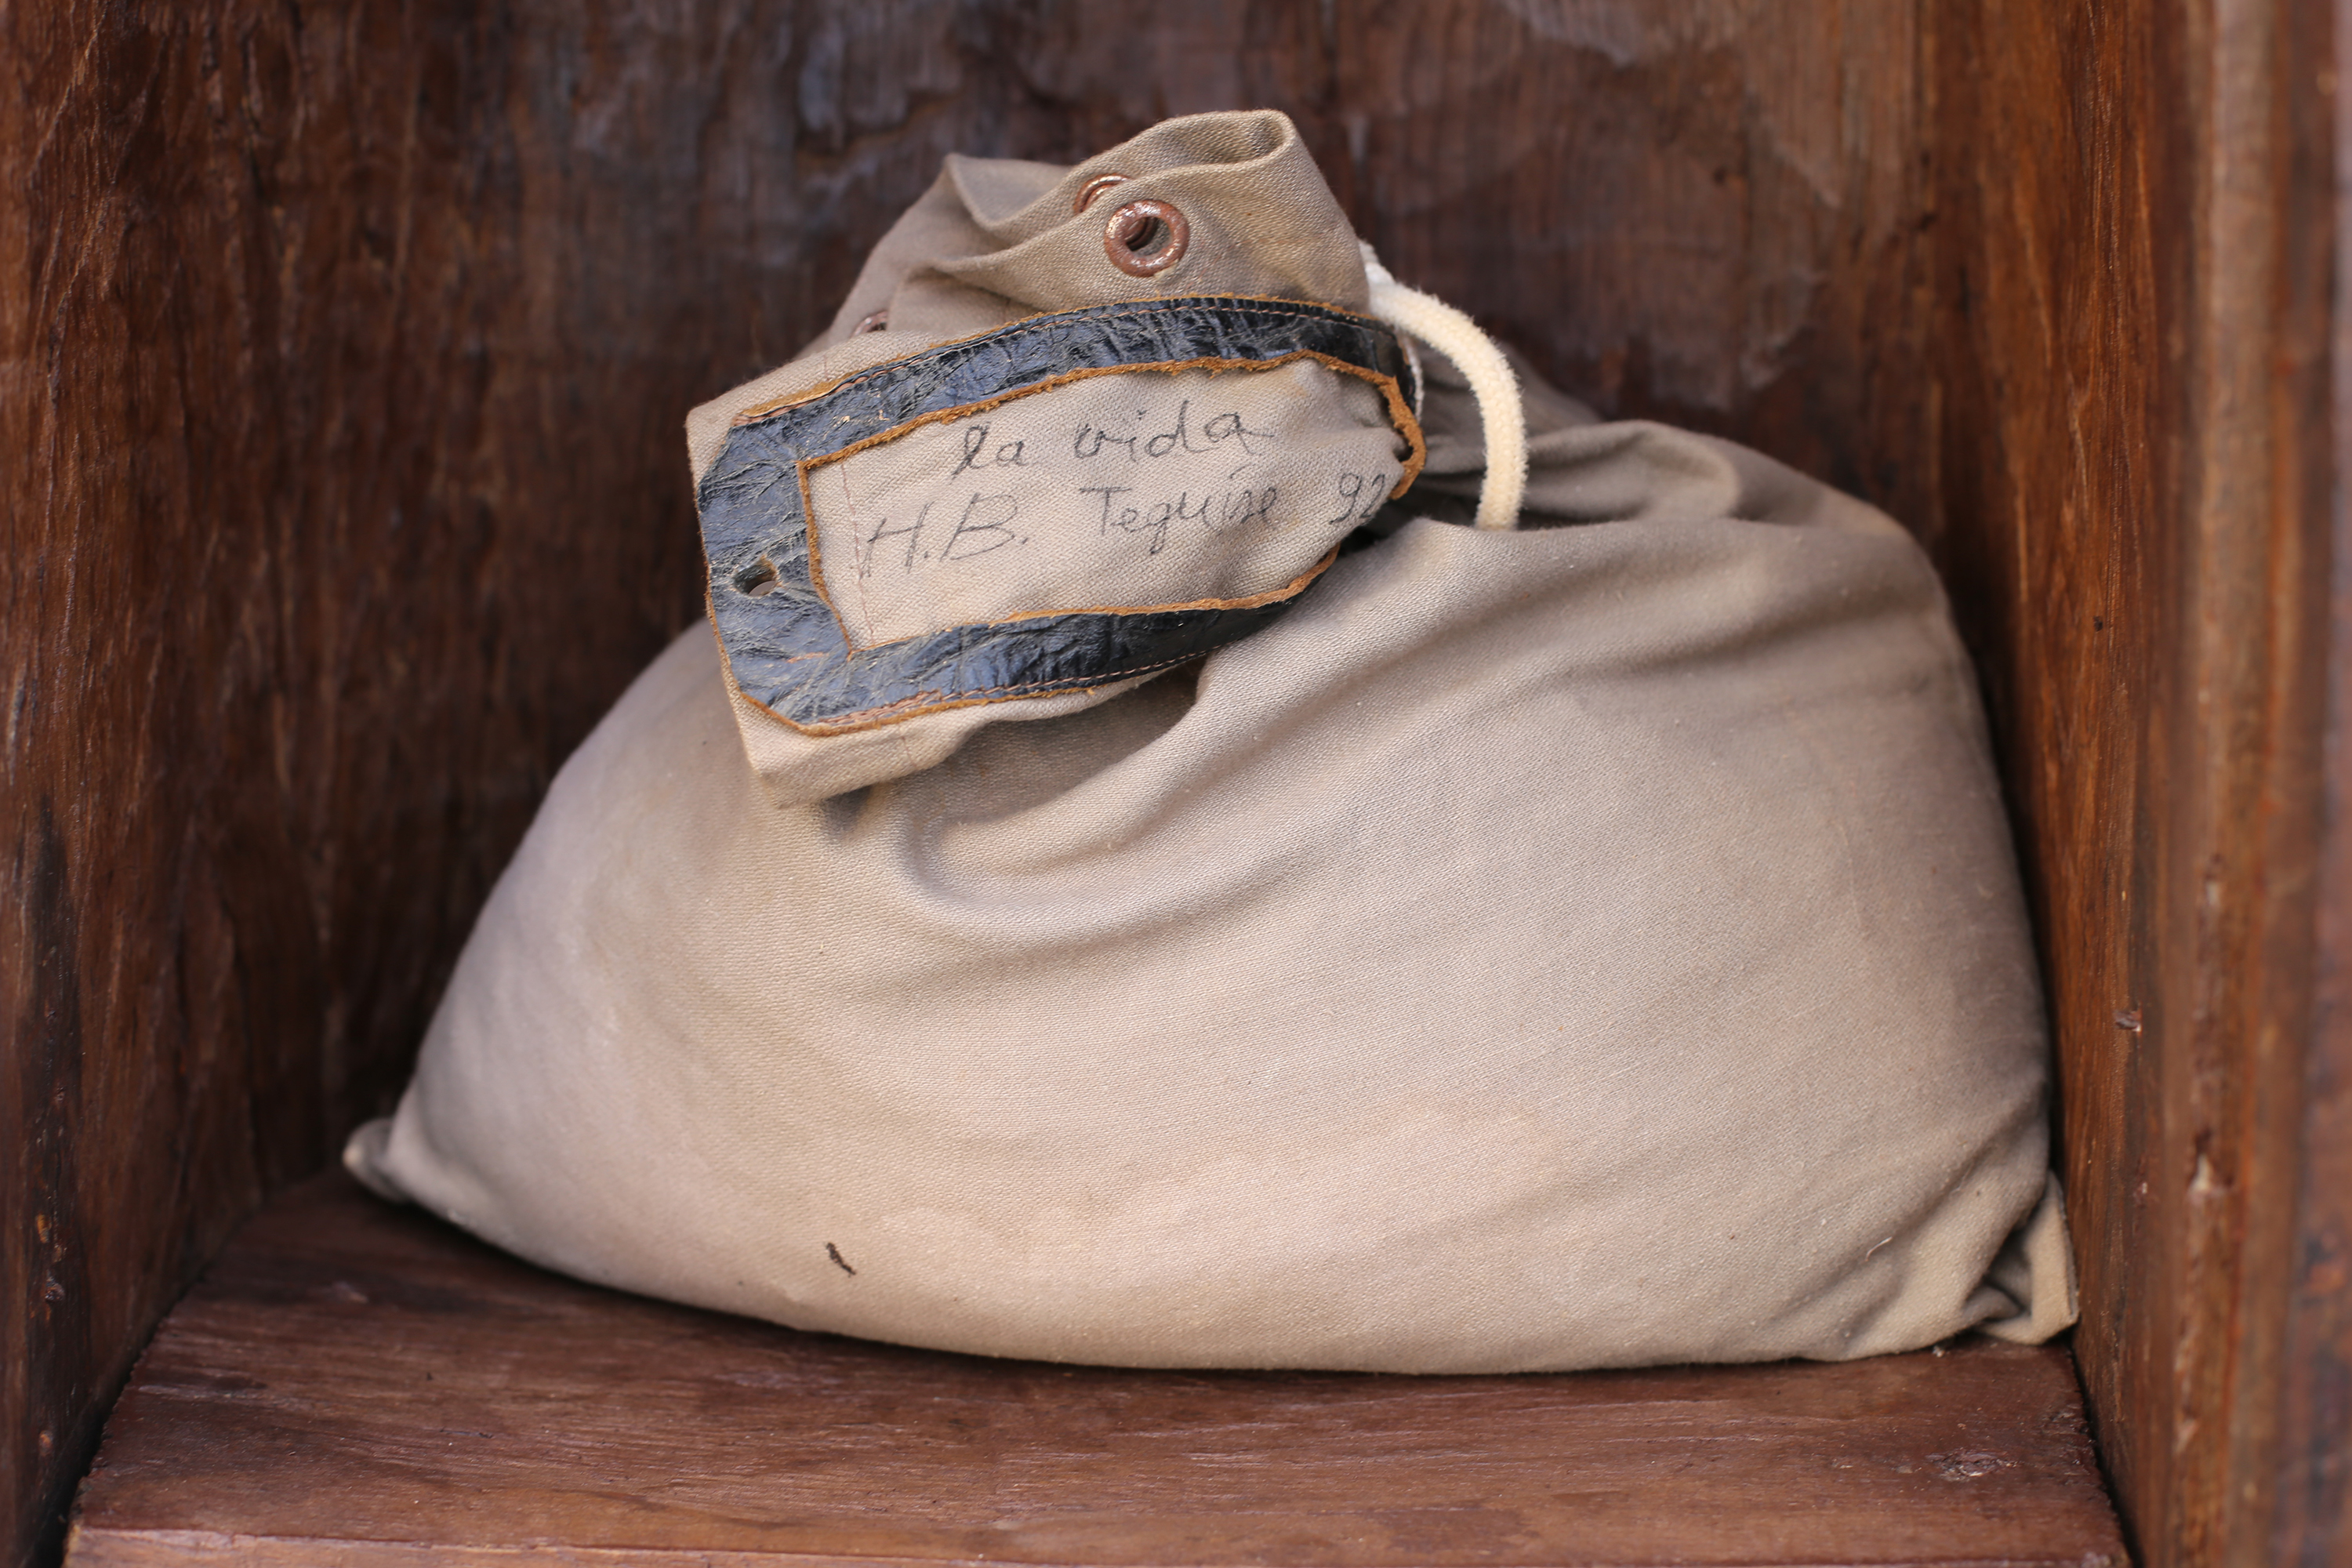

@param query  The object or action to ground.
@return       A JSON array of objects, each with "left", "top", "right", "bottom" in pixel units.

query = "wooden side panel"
[
  {"left": 1927, "top": 0, "right": 2350, "bottom": 1563},
  {"left": 0, "top": 7, "right": 717, "bottom": 1561},
  {"left": 1921, "top": 0, "right": 2181, "bottom": 1548}
]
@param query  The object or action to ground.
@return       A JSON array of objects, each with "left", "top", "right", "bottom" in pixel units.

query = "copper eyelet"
[
  {"left": 1073, "top": 172, "right": 1131, "bottom": 214},
  {"left": 852, "top": 310, "right": 890, "bottom": 335},
  {"left": 1102, "top": 199, "right": 1189, "bottom": 278}
]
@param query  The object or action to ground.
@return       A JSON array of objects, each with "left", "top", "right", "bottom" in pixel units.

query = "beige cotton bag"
[{"left": 348, "top": 110, "right": 2074, "bottom": 1373}]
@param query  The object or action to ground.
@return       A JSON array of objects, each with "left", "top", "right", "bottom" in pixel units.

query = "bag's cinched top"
[{"left": 686, "top": 112, "right": 1426, "bottom": 807}]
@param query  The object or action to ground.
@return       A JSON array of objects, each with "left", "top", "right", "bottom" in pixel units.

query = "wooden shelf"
[{"left": 66, "top": 1173, "right": 2126, "bottom": 1566}]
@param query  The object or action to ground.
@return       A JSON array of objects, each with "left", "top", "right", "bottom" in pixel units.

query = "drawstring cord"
[{"left": 1360, "top": 245, "right": 1527, "bottom": 531}]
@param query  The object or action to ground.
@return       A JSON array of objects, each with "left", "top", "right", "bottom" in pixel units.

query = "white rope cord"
[{"left": 1360, "top": 245, "right": 1527, "bottom": 531}]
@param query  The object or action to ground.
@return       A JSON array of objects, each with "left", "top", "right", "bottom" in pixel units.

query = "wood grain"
[
  {"left": 0, "top": 7, "right": 711, "bottom": 1560},
  {"left": 0, "top": 7, "right": 1944, "bottom": 1562},
  {"left": 2276, "top": 0, "right": 2352, "bottom": 1553},
  {"left": 61, "top": 1174, "right": 2125, "bottom": 1568},
  {"left": 1918, "top": 0, "right": 2179, "bottom": 1552},
  {"left": 9, "top": 2, "right": 2349, "bottom": 1564},
  {"left": 1923, "top": 0, "right": 2350, "bottom": 1562},
  {"left": 2292, "top": 26, "right": 2352, "bottom": 1548}
]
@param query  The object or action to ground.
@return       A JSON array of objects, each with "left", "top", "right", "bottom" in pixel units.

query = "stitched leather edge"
[{"left": 726, "top": 292, "right": 1403, "bottom": 424}]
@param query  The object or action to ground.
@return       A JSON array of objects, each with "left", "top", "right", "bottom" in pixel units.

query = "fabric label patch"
[{"left": 805, "top": 361, "right": 1407, "bottom": 649}]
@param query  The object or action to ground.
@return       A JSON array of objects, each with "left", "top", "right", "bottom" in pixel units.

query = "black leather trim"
[{"left": 696, "top": 296, "right": 1418, "bottom": 732}]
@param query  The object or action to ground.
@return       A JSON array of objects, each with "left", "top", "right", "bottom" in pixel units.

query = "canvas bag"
[{"left": 348, "top": 110, "right": 2074, "bottom": 1373}]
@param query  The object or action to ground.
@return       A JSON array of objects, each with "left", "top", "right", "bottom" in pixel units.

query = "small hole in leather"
[
  {"left": 1102, "top": 199, "right": 1189, "bottom": 278},
  {"left": 853, "top": 310, "right": 890, "bottom": 335},
  {"left": 735, "top": 559, "right": 781, "bottom": 597}
]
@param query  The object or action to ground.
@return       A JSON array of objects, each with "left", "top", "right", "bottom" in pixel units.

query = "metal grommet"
[
  {"left": 852, "top": 310, "right": 890, "bottom": 335},
  {"left": 1073, "top": 172, "right": 1130, "bottom": 213},
  {"left": 1102, "top": 199, "right": 1189, "bottom": 278}
]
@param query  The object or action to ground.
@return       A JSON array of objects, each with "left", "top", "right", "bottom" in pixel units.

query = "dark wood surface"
[
  {"left": 7, "top": 3, "right": 2347, "bottom": 1565},
  {"left": 1927, "top": 2, "right": 2351, "bottom": 1563},
  {"left": 0, "top": 7, "right": 1946, "bottom": 1561},
  {"left": 61, "top": 1174, "right": 2125, "bottom": 1568},
  {"left": 1921, "top": 0, "right": 2181, "bottom": 1552},
  {"left": 1, "top": 7, "right": 709, "bottom": 1560}
]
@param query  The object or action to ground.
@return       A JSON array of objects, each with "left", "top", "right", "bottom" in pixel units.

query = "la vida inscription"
[{"left": 804, "top": 366, "right": 1409, "bottom": 648}]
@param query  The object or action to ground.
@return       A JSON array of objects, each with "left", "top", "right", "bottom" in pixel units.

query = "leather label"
[{"left": 696, "top": 297, "right": 1423, "bottom": 733}]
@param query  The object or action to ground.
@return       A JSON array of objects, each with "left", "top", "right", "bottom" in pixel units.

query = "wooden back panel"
[{"left": 2, "top": 4, "right": 2340, "bottom": 1563}]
